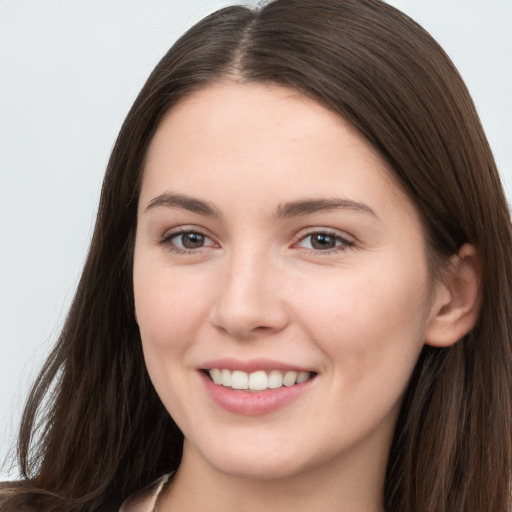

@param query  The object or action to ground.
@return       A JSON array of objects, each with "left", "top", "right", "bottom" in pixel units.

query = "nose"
[{"left": 209, "top": 250, "right": 290, "bottom": 339}]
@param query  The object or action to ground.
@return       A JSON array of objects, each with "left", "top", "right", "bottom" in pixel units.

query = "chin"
[
  {"left": 188, "top": 438, "right": 314, "bottom": 481},
  {"left": 214, "top": 456, "right": 307, "bottom": 481}
]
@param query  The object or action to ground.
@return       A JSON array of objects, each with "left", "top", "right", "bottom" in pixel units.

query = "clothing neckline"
[{"left": 119, "top": 474, "right": 172, "bottom": 512}]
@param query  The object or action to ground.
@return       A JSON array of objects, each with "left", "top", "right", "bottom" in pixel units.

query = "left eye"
[
  {"left": 297, "top": 232, "right": 352, "bottom": 251},
  {"left": 167, "top": 231, "right": 215, "bottom": 250}
]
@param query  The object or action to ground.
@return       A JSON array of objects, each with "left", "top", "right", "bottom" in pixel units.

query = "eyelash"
[{"left": 159, "top": 228, "right": 355, "bottom": 255}]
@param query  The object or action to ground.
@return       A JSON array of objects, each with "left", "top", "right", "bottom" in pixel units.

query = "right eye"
[{"left": 160, "top": 229, "right": 216, "bottom": 253}]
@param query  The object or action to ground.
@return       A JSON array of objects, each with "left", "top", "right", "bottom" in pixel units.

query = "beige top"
[{"left": 119, "top": 474, "right": 171, "bottom": 512}]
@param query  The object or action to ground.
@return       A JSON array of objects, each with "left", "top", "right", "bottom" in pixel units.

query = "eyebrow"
[
  {"left": 145, "top": 193, "right": 221, "bottom": 217},
  {"left": 276, "top": 198, "right": 378, "bottom": 219},
  {"left": 145, "top": 193, "right": 378, "bottom": 220}
]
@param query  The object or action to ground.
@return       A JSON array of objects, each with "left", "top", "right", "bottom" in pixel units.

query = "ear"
[{"left": 425, "top": 243, "right": 483, "bottom": 348}]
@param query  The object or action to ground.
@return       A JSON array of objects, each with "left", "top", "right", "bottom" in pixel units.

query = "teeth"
[
  {"left": 221, "top": 369, "right": 231, "bottom": 387},
  {"left": 282, "top": 371, "right": 298, "bottom": 386},
  {"left": 296, "top": 371, "right": 310, "bottom": 384},
  {"left": 231, "top": 370, "right": 248, "bottom": 390},
  {"left": 208, "top": 368, "right": 313, "bottom": 391},
  {"left": 268, "top": 370, "right": 283, "bottom": 389},
  {"left": 249, "top": 370, "right": 268, "bottom": 391},
  {"left": 210, "top": 368, "right": 222, "bottom": 385}
]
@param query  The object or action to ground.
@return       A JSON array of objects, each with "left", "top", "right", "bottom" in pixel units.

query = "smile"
[
  {"left": 208, "top": 369, "right": 314, "bottom": 391},
  {"left": 201, "top": 367, "right": 317, "bottom": 416}
]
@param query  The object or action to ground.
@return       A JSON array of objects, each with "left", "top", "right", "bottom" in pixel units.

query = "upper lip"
[{"left": 201, "top": 358, "right": 314, "bottom": 373}]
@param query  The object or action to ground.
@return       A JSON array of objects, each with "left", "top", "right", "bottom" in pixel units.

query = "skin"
[{"left": 133, "top": 81, "right": 456, "bottom": 512}]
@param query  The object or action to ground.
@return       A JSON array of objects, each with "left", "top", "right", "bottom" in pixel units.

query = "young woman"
[{"left": 1, "top": 0, "right": 511, "bottom": 511}]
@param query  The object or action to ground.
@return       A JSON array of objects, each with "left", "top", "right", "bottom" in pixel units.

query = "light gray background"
[{"left": 1, "top": 0, "right": 511, "bottom": 479}]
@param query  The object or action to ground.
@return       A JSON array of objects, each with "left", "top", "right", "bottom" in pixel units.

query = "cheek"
[
  {"left": 133, "top": 265, "right": 212, "bottom": 416},
  {"left": 294, "top": 265, "right": 430, "bottom": 380},
  {"left": 133, "top": 261, "right": 210, "bottom": 355}
]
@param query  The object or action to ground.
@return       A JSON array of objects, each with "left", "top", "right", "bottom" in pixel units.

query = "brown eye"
[
  {"left": 296, "top": 231, "right": 354, "bottom": 252},
  {"left": 310, "top": 233, "right": 337, "bottom": 250},
  {"left": 179, "top": 232, "right": 206, "bottom": 249},
  {"left": 162, "top": 230, "right": 216, "bottom": 252}
]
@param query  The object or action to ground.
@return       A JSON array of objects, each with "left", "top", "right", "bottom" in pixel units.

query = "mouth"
[
  {"left": 200, "top": 362, "right": 318, "bottom": 416},
  {"left": 204, "top": 368, "right": 317, "bottom": 391}
]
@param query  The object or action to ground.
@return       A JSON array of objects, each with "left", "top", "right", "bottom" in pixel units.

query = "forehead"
[{"left": 141, "top": 81, "right": 418, "bottom": 222}]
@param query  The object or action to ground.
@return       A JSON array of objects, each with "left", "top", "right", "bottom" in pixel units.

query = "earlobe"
[{"left": 425, "top": 244, "right": 483, "bottom": 348}]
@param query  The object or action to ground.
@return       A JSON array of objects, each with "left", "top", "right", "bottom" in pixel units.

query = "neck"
[{"left": 158, "top": 439, "right": 388, "bottom": 512}]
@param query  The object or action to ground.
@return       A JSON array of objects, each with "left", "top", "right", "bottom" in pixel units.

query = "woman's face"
[{"left": 133, "top": 82, "right": 444, "bottom": 481}]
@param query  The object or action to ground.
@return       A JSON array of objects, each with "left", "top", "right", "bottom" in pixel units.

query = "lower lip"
[{"left": 200, "top": 372, "right": 316, "bottom": 416}]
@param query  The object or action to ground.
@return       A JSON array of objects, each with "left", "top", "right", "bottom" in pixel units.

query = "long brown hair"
[{"left": 2, "top": 1, "right": 511, "bottom": 511}]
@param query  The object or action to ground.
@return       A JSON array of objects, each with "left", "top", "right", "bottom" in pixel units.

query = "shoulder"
[{"left": 119, "top": 474, "right": 171, "bottom": 512}]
